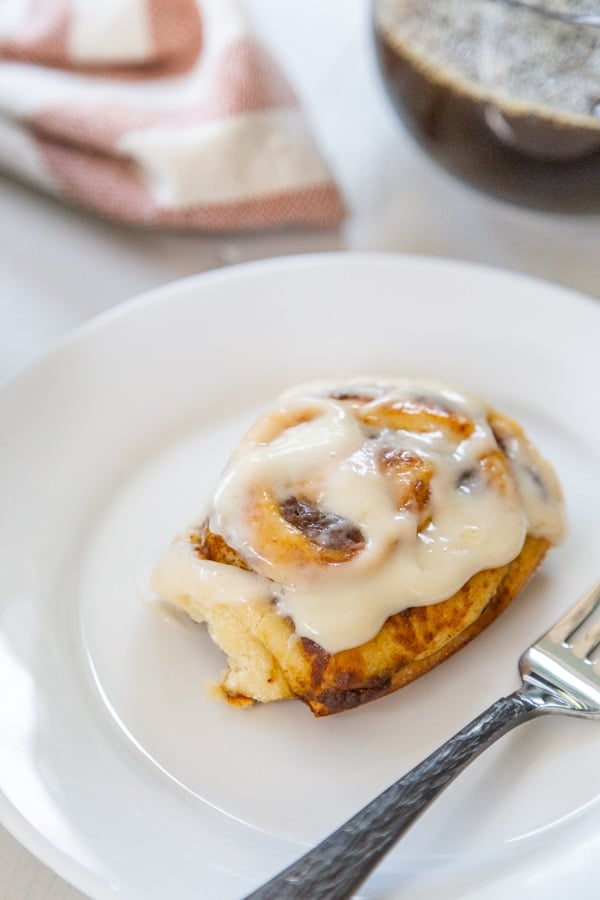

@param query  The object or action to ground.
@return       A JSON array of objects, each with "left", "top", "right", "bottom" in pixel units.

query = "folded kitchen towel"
[{"left": 0, "top": 0, "right": 346, "bottom": 230}]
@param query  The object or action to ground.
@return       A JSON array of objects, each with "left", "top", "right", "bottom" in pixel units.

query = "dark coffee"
[{"left": 374, "top": 0, "right": 600, "bottom": 212}]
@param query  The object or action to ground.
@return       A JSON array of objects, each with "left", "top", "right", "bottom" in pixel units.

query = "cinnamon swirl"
[{"left": 152, "top": 378, "right": 565, "bottom": 716}]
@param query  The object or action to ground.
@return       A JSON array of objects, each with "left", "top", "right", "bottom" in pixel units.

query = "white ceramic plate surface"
[{"left": 1, "top": 253, "right": 599, "bottom": 900}]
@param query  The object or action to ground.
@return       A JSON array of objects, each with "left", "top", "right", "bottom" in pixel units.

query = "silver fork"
[{"left": 245, "top": 580, "right": 600, "bottom": 900}]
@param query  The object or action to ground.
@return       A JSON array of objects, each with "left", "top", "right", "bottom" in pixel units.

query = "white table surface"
[{"left": 2, "top": 2, "right": 600, "bottom": 898}]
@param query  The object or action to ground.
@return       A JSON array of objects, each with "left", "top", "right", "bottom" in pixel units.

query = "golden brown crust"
[
  {"left": 296, "top": 534, "right": 550, "bottom": 715},
  {"left": 192, "top": 523, "right": 550, "bottom": 716},
  {"left": 164, "top": 387, "right": 563, "bottom": 717}
]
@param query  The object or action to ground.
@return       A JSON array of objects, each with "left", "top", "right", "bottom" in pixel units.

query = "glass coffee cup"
[{"left": 373, "top": 0, "right": 600, "bottom": 212}]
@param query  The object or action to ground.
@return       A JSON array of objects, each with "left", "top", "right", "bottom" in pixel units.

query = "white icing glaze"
[
  {"left": 152, "top": 378, "right": 565, "bottom": 653},
  {"left": 151, "top": 533, "right": 273, "bottom": 620}
]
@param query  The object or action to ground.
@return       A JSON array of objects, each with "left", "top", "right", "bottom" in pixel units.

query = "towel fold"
[{"left": 0, "top": 0, "right": 345, "bottom": 230}]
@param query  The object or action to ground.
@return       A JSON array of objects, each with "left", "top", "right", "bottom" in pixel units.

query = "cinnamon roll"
[{"left": 152, "top": 378, "right": 565, "bottom": 716}]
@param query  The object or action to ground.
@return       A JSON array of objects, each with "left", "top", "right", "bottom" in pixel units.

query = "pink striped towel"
[{"left": 0, "top": 0, "right": 345, "bottom": 230}]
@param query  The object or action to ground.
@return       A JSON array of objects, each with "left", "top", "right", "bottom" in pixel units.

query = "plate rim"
[
  {"left": 1, "top": 249, "right": 599, "bottom": 899},
  {"left": 2, "top": 249, "right": 599, "bottom": 394}
]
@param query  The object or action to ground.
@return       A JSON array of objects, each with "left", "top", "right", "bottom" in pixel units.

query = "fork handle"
[{"left": 244, "top": 691, "right": 537, "bottom": 900}]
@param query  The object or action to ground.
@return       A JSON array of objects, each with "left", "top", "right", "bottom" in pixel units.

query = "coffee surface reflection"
[{"left": 374, "top": 0, "right": 600, "bottom": 212}]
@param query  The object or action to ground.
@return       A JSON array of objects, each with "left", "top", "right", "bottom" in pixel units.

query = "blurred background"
[{"left": 2, "top": 0, "right": 600, "bottom": 383}]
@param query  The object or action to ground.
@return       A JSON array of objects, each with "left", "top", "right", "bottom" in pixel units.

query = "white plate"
[{"left": 1, "top": 252, "right": 600, "bottom": 900}]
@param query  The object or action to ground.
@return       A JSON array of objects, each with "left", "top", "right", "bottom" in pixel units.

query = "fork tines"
[{"left": 547, "top": 582, "right": 600, "bottom": 659}]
